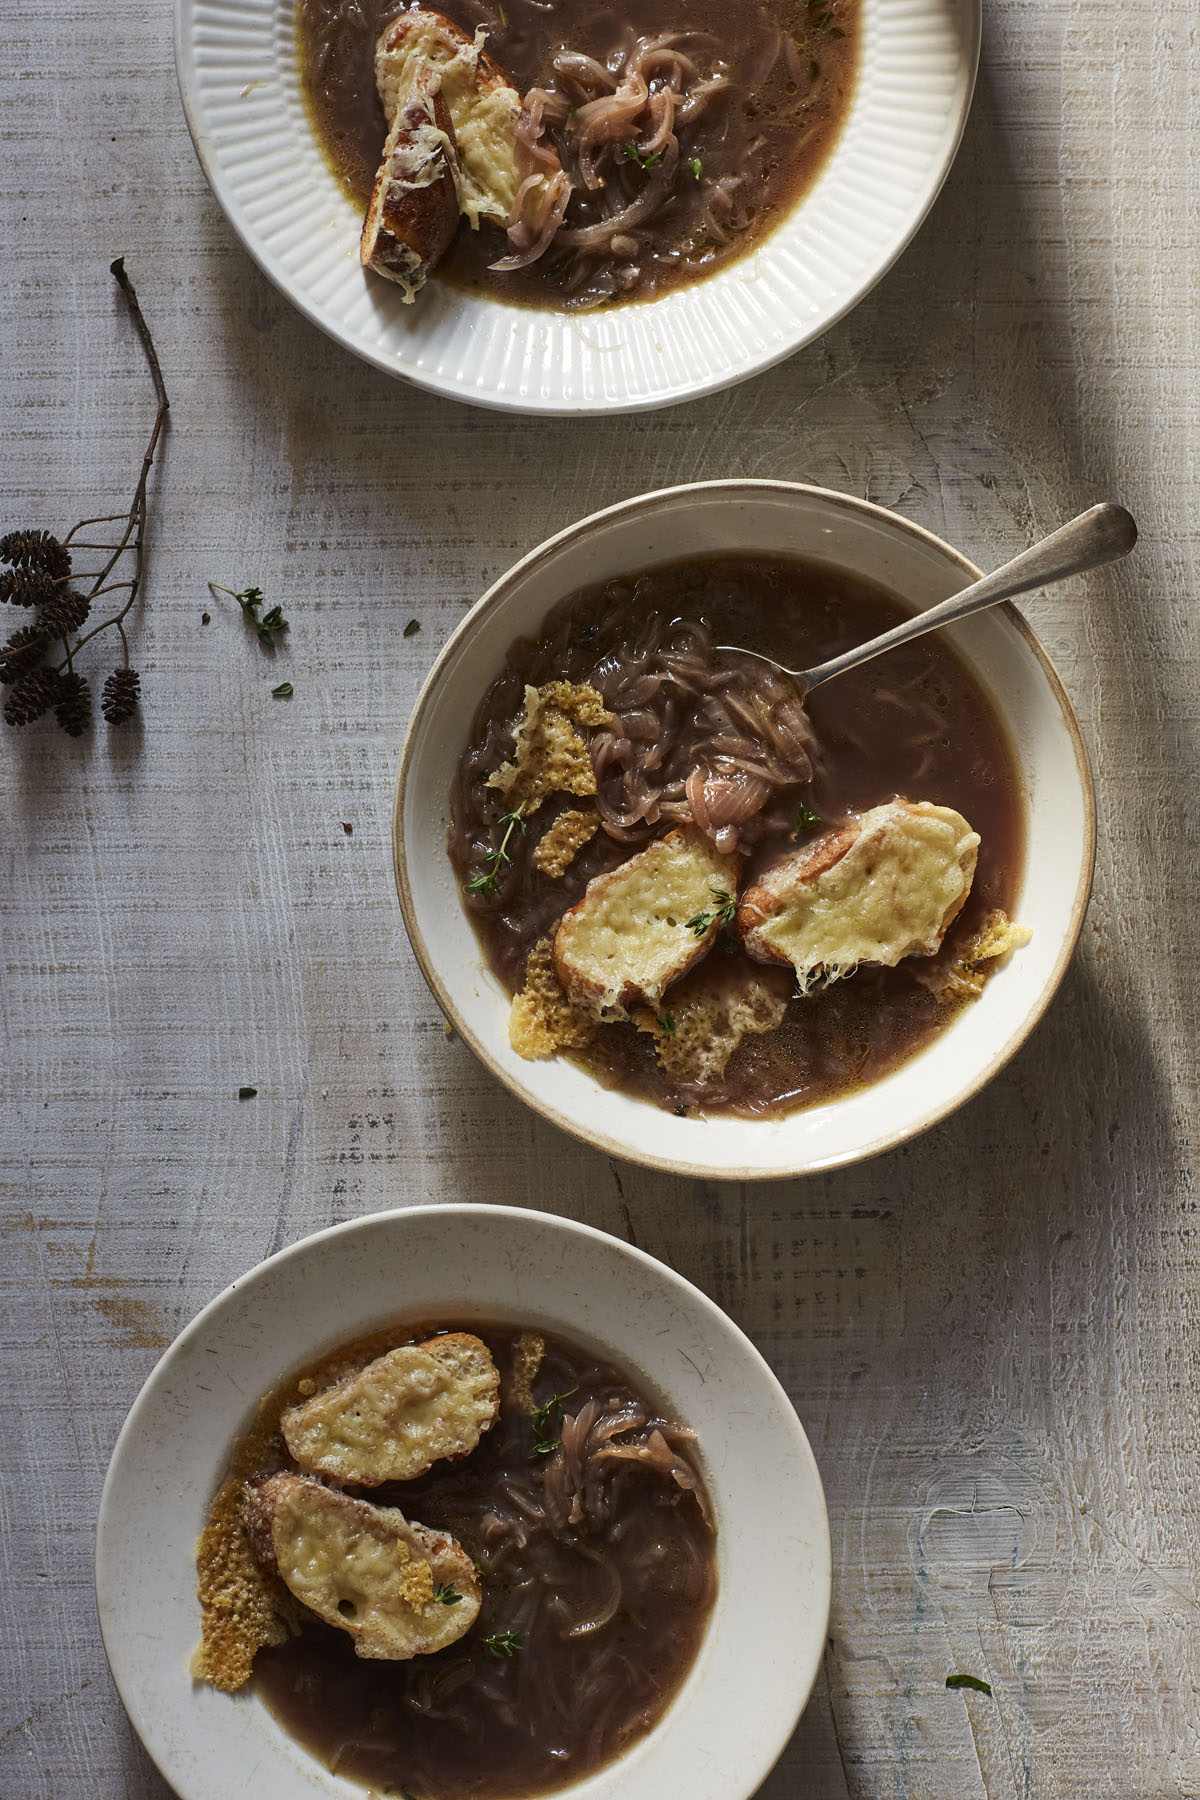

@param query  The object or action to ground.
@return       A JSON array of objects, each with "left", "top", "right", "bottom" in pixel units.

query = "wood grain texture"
[{"left": 1, "top": 1, "right": 1198, "bottom": 1796}]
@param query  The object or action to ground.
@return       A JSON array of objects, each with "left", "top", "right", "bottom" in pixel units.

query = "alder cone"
[
  {"left": 4, "top": 665, "right": 64, "bottom": 725},
  {"left": 54, "top": 671, "right": 92, "bottom": 737},
  {"left": 101, "top": 667, "right": 141, "bottom": 725},
  {"left": 0, "top": 530, "right": 71, "bottom": 580}
]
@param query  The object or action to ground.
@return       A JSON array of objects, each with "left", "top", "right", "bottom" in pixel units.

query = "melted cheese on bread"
[
  {"left": 738, "top": 800, "right": 979, "bottom": 990},
  {"left": 281, "top": 1333, "right": 499, "bottom": 1484},
  {"left": 243, "top": 1474, "right": 479, "bottom": 1660}
]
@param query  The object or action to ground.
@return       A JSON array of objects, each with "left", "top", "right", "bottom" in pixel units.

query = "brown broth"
[
  {"left": 449, "top": 554, "right": 1027, "bottom": 1117},
  {"left": 297, "top": 0, "right": 860, "bottom": 306},
  {"left": 251, "top": 1324, "right": 716, "bottom": 1799}
]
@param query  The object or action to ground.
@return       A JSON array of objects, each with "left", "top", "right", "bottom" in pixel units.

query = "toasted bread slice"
[
  {"left": 633, "top": 957, "right": 791, "bottom": 1083},
  {"left": 377, "top": 10, "right": 560, "bottom": 229},
  {"left": 553, "top": 827, "right": 739, "bottom": 1013},
  {"left": 360, "top": 70, "right": 460, "bottom": 296},
  {"left": 281, "top": 1333, "right": 499, "bottom": 1485},
  {"left": 243, "top": 1473, "right": 479, "bottom": 1660},
  {"left": 737, "top": 799, "right": 979, "bottom": 991}
]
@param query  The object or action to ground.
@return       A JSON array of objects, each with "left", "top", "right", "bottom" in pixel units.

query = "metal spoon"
[{"left": 717, "top": 502, "right": 1138, "bottom": 694}]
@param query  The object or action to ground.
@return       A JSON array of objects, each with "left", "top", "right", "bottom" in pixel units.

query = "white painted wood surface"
[{"left": 2, "top": 2, "right": 1197, "bottom": 1795}]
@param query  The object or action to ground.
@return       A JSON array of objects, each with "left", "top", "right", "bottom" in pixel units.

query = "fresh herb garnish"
[
  {"left": 686, "top": 886, "right": 738, "bottom": 937},
  {"left": 467, "top": 804, "right": 527, "bottom": 902},
  {"left": 529, "top": 1385, "right": 579, "bottom": 1458},
  {"left": 210, "top": 583, "right": 289, "bottom": 648},
  {"left": 810, "top": 58, "right": 821, "bottom": 80},
  {"left": 658, "top": 1012, "right": 677, "bottom": 1038},
  {"left": 689, "top": 157, "right": 702, "bottom": 179},
  {"left": 432, "top": 1584, "right": 462, "bottom": 1605},
  {"left": 238, "top": 1086, "right": 258, "bottom": 1100},
  {"left": 481, "top": 1630, "right": 523, "bottom": 1658},
  {"left": 622, "top": 142, "right": 662, "bottom": 170},
  {"left": 403, "top": 618, "right": 421, "bottom": 637},
  {"left": 792, "top": 801, "right": 823, "bottom": 833},
  {"left": 945, "top": 1673, "right": 993, "bottom": 1695},
  {"left": 271, "top": 681, "right": 293, "bottom": 698}
]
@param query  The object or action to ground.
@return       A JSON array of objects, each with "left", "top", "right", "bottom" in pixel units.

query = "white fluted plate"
[{"left": 175, "top": 0, "right": 980, "bottom": 413}]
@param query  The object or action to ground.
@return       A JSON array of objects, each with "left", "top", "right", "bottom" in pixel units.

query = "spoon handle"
[{"left": 801, "top": 501, "right": 1138, "bottom": 693}]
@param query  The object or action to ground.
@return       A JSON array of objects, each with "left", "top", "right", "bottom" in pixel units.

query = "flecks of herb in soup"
[
  {"left": 297, "top": 0, "right": 860, "bottom": 307},
  {"left": 449, "top": 554, "right": 1026, "bottom": 1119},
  {"left": 253, "top": 1327, "right": 716, "bottom": 1800}
]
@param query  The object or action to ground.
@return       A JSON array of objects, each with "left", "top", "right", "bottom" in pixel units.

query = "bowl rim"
[
  {"left": 393, "top": 479, "right": 1097, "bottom": 1177},
  {"left": 172, "top": 0, "right": 981, "bottom": 416},
  {"left": 94, "top": 1201, "right": 833, "bottom": 1800}
]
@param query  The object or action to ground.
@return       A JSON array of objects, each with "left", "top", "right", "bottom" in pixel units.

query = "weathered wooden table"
[{"left": 3, "top": 1, "right": 1197, "bottom": 1794}]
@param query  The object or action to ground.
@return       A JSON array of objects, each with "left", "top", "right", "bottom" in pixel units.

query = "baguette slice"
[
  {"left": 737, "top": 799, "right": 979, "bottom": 991},
  {"left": 553, "top": 826, "right": 739, "bottom": 1013},
  {"left": 377, "top": 10, "right": 557, "bottom": 228},
  {"left": 243, "top": 1473, "right": 479, "bottom": 1660},
  {"left": 360, "top": 69, "right": 460, "bottom": 296},
  {"left": 281, "top": 1333, "right": 499, "bottom": 1485}
]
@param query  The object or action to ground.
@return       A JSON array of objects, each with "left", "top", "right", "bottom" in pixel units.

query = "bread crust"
[{"left": 360, "top": 73, "right": 460, "bottom": 295}]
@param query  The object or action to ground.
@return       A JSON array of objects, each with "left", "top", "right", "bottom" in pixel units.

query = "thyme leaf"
[
  {"left": 621, "top": 142, "right": 662, "bottom": 170},
  {"left": 945, "top": 1673, "right": 993, "bottom": 1695},
  {"left": 792, "top": 801, "right": 823, "bottom": 833},
  {"left": 481, "top": 1630, "right": 523, "bottom": 1658},
  {"left": 658, "top": 1012, "right": 677, "bottom": 1038},
  {"left": 403, "top": 618, "right": 421, "bottom": 637},
  {"left": 271, "top": 681, "right": 293, "bottom": 698},
  {"left": 529, "top": 1384, "right": 578, "bottom": 1458},
  {"left": 689, "top": 157, "right": 703, "bottom": 179},
  {"left": 432, "top": 1584, "right": 462, "bottom": 1605},
  {"left": 686, "top": 886, "right": 738, "bottom": 937}
]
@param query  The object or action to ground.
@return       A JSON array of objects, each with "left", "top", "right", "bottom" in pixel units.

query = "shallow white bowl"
[
  {"left": 394, "top": 480, "right": 1096, "bottom": 1178},
  {"left": 96, "top": 1205, "right": 830, "bottom": 1800},
  {"left": 174, "top": 0, "right": 979, "bottom": 413}
]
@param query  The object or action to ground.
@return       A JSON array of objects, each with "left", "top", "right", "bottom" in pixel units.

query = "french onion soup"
[
  {"left": 194, "top": 1323, "right": 715, "bottom": 1799},
  {"left": 299, "top": 0, "right": 861, "bottom": 306},
  {"left": 449, "top": 553, "right": 1030, "bottom": 1117}
]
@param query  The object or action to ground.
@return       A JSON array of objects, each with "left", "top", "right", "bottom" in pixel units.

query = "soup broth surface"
[
  {"left": 298, "top": 0, "right": 860, "bottom": 306},
  {"left": 449, "top": 554, "right": 1026, "bottom": 1117},
  {"left": 251, "top": 1324, "right": 716, "bottom": 1799}
]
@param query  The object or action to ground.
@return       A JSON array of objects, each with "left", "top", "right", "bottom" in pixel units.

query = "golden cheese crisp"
[
  {"left": 919, "top": 908, "right": 1033, "bottom": 1003},
  {"left": 532, "top": 807, "right": 601, "bottom": 877},
  {"left": 487, "top": 682, "right": 611, "bottom": 814},
  {"left": 509, "top": 935, "right": 600, "bottom": 1058},
  {"left": 633, "top": 960, "right": 792, "bottom": 1083}
]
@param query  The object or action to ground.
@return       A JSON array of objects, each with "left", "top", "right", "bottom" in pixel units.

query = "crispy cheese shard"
[
  {"left": 917, "top": 908, "right": 1033, "bottom": 1003},
  {"left": 376, "top": 11, "right": 561, "bottom": 229},
  {"left": 360, "top": 70, "right": 460, "bottom": 296},
  {"left": 737, "top": 800, "right": 980, "bottom": 991},
  {"left": 532, "top": 807, "right": 601, "bottom": 877},
  {"left": 487, "top": 682, "right": 610, "bottom": 814},
  {"left": 192, "top": 1470, "right": 298, "bottom": 1692},
  {"left": 280, "top": 1333, "right": 499, "bottom": 1485},
  {"left": 243, "top": 1473, "right": 479, "bottom": 1660},
  {"left": 633, "top": 958, "right": 791, "bottom": 1083},
  {"left": 554, "top": 826, "right": 739, "bottom": 1013},
  {"left": 509, "top": 934, "right": 600, "bottom": 1058}
]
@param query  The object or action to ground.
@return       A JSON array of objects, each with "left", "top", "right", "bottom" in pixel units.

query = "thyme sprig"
[
  {"left": 210, "top": 583, "right": 289, "bottom": 648},
  {"left": 481, "top": 1630, "right": 524, "bottom": 1658},
  {"left": 432, "top": 1584, "right": 462, "bottom": 1606},
  {"left": 467, "top": 804, "right": 527, "bottom": 901},
  {"left": 686, "top": 886, "right": 738, "bottom": 938},
  {"left": 1, "top": 259, "right": 167, "bottom": 734},
  {"left": 528, "top": 1385, "right": 578, "bottom": 1459}
]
